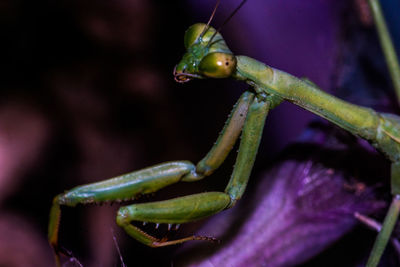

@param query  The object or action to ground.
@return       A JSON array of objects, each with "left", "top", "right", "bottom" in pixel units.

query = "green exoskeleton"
[{"left": 48, "top": 2, "right": 400, "bottom": 267}]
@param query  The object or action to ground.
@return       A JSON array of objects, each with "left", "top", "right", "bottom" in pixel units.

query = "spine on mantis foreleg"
[
  {"left": 190, "top": 91, "right": 255, "bottom": 178},
  {"left": 225, "top": 96, "right": 270, "bottom": 207},
  {"left": 233, "top": 55, "right": 400, "bottom": 163}
]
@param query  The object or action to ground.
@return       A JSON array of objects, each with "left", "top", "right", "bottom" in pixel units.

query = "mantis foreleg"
[
  {"left": 116, "top": 192, "right": 231, "bottom": 247},
  {"left": 115, "top": 94, "right": 270, "bottom": 246},
  {"left": 48, "top": 91, "right": 256, "bottom": 263},
  {"left": 225, "top": 93, "right": 270, "bottom": 207}
]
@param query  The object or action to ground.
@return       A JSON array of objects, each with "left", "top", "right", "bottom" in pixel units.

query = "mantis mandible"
[{"left": 48, "top": 1, "right": 400, "bottom": 266}]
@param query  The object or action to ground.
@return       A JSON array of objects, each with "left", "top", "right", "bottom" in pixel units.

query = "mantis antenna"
[
  {"left": 198, "top": 0, "right": 221, "bottom": 40},
  {"left": 207, "top": 0, "right": 248, "bottom": 47}
]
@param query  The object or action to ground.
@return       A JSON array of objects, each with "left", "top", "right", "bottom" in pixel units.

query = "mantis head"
[{"left": 174, "top": 23, "right": 236, "bottom": 83}]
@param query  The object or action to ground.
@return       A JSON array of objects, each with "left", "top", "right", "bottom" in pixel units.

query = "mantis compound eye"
[{"left": 199, "top": 52, "right": 236, "bottom": 78}]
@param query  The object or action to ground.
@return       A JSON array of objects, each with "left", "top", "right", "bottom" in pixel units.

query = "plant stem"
[
  {"left": 366, "top": 195, "right": 400, "bottom": 267},
  {"left": 368, "top": 0, "right": 400, "bottom": 105}
]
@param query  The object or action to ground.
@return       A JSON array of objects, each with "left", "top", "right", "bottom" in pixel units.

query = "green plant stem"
[
  {"left": 368, "top": 0, "right": 400, "bottom": 105},
  {"left": 366, "top": 195, "right": 400, "bottom": 267}
]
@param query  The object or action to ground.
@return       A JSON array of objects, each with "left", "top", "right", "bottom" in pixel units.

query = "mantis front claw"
[
  {"left": 48, "top": 160, "right": 198, "bottom": 264},
  {"left": 116, "top": 192, "right": 230, "bottom": 247},
  {"left": 48, "top": 91, "right": 271, "bottom": 266}
]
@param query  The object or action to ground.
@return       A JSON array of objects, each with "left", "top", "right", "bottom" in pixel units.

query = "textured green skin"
[
  {"left": 58, "top": 161, "right": 195, "bottom": 206},
  {"left": 225, "top": 96, "right": 269, "bottom": 208},
  {"left": 118, "top": 192, "right": 230, "bottom": 224},
  {"left": 233, "top": 55, "right": 400, "bottom": 163},
  {"left": 195, "top": 91, "right": 254, "bottom": 177}
]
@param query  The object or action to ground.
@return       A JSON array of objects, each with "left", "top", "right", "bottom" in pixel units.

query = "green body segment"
[
  {"left": 391, "top": 162, "right": 400, "bottom": 195},
  {"left": 233, "top": 55, "right": 400, "bottom": 162},
  {"left": 115, "top": 192, "right": 230, "bottom": 247},
  {"left": 195, "top": 91, "right": 254, "bottom": 177},
  {"left": 58, "top": 161, "right": 195, "bottom": 206},
  {"left": 117, "top": 192, "right": 230, "bottom": 225},
  {"left": 225, "top": 96, "right": 270, "bottom": 207},
  {"left": 376, "top": 114, "right": 400, "bottom": 162},
  {"left": 48, "top": 197, "right": 61, "bottom": 249},
  {"left": 234, "top": 56, "right": 380, "bottom": 139}
]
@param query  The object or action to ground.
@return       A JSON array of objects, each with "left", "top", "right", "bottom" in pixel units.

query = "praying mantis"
[{"left": 48, "top": 1, "right": 400, "bottom": 266}]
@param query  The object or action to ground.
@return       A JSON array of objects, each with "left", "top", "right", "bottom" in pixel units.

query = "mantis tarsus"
[{"left": 48, "top": 1, "right": 400, "bottom": 266}]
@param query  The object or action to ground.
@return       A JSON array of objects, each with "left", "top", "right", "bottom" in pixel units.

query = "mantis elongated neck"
[{"left": 233, "top": 55, "right": 380, "bottom": 142}]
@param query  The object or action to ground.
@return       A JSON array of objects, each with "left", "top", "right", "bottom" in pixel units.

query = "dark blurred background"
[{"left": 0, "top": 0, "right": 399, "bottom": 266}]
